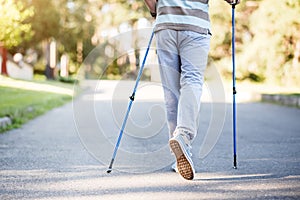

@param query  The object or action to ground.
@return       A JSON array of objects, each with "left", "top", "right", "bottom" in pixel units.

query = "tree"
[
  {"left": 0, "top": 0, "right": 33, "bottom": 75},
  {"left": 17, "top": 0, "right": 97, "bottom": 79},
  {"left": 209, "top": 0, "right": 259, "bottom": 80},
  {"left": 56, "top": 0, "right": 96, "bottom": 65},
  {"left": 89, "top": 0, "right": 150, "bottom": 78},
  {"left": 242, "top": 0, "right": 300, "bottom": 85},
  {"left": 29, "top": 0, "right": 61, "bottom": 79},
  {"left": 209, "top": 0, "right": 300, "bottom": 86}
]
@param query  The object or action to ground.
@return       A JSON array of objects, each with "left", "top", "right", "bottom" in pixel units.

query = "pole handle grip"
[{"left": 231, "top": 0, "right": 238, "bottom": 5}]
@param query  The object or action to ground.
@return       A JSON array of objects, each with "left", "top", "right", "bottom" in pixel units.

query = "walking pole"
[
  {"left": 107, "top": 30, "right": 155, "bottom": 173},
  {"left": 231, "top": 1, "right": 238, "bottom": 169}
]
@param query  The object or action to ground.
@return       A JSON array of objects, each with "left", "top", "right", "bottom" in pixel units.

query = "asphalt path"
[{"left": 1, "top": 80, "right": 299, "bottom": 200}]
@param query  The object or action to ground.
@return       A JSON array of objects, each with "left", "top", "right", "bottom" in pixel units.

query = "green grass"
[
  {"left": 289, "top": 93, "right": 300, "bottom": 97},
  {"left": 0, "top": 82, "right": 73, "bottom": 133}
]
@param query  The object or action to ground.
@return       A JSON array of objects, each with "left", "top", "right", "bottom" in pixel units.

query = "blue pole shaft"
[
  {"left": 107, "top": 31, "right": 155, "bottom": 172},
  {"left": 132, "top": 31, "right": 155, "bottom": 97},
  {"left": 232, "top": 5, "right": 237, "bottom": 169}
]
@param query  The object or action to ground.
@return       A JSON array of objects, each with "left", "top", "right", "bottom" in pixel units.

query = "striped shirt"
[{"left": 155, "top": 0, "right": 211, "bottom": 35}]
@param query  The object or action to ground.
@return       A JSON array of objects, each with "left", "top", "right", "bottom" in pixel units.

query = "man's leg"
[
  {"left": 169, "top": 31, "right": 210, "bottom": 180},
  {"left": 177, "top": 31, "right": 211, "bottom": 141},
  {"left": 155, "top": 29, "right": 181, "bottom": 138}
]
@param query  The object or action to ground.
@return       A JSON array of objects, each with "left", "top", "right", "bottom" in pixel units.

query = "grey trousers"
[{"left": 155, "top": 29, "right": 210, "bottom": 141}]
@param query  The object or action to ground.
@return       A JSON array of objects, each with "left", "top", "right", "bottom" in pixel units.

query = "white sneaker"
[
  {"left": 169, "top": 132, "right": 195, "bottom": 180},
  {"left": 171, "top": 162, "right": 178, "bottom": 172}
]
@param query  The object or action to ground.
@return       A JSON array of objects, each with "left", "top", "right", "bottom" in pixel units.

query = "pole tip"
[{"left": 107, "top": 169, "right": 112, "bottom": 173}]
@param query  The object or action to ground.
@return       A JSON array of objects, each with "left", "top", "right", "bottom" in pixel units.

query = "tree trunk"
[
  {"left": 44, "top": 39, "right": 56, "bottom": 79},
  {"left": 0, "top": 46, "right": 8, "bottom": 76}
]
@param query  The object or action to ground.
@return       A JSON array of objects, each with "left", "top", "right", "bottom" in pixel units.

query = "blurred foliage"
[
  {"left": 210, "top": 0, "right": 300, "bottom": 86},
  {"left": 1, "top": 0, "right": 299, "bottom": 86},
  {"left": 7, "top": 0, "right": 98, "bottom": 77},
  {"left": 245, "top": 0, "right": 300, "bottom": 85},
  {"left": 0, "top": 0, "right": 33, "bottom": 48}
]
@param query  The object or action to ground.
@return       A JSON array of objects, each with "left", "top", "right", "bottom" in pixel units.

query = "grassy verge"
[{"left": 0, "top": 77, "right": 74, "bottom": 133}]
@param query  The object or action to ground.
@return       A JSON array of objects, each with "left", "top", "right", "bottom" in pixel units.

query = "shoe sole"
[{"left": 169, "top": 139, "right": 194, "bottom": 180}]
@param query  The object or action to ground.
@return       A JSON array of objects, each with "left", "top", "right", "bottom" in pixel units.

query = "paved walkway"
[{"left": 1, "top": 80, "right": 300, "bottom": 200}]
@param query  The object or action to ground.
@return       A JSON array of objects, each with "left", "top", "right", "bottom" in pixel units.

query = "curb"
[
  {"left": 0, "top": 117, "right": 12, "bottom": 129},
  {"left": 261, "top": 94, "right": 300, "bottom": 108}
]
